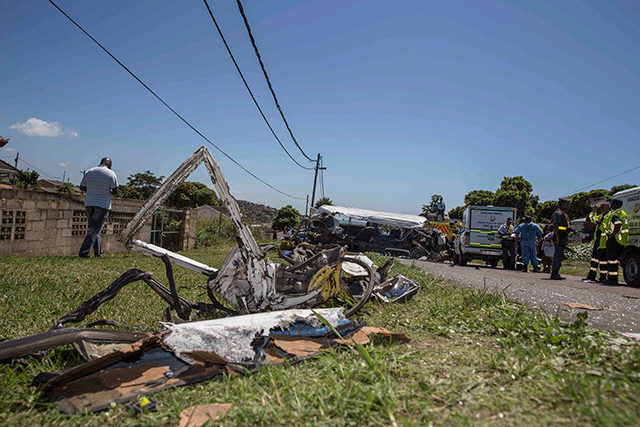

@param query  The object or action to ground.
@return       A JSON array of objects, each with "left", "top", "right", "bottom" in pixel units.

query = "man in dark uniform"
[
  {"left": 550, "top": 198, "right": 571, "bottom": 280},
  {"left": 498, "top": 217, "right": 516, "bottom": 270}
]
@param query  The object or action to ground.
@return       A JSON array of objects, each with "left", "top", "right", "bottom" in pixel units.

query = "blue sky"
[{"left": 2, "top": 0, "right": 639, "bottom": 215}]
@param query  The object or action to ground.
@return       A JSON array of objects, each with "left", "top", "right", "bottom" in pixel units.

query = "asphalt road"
[{"left": 398, "top": 259, "right": 640, "bottom": 336}]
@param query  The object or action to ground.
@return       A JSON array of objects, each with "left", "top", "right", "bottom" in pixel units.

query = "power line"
[
  {"left": 202, "top": 0, "right": 313, "bottom": 171},
  {"left": 16, "top": 158, "right": 61, "bottom": 181},
  {"left": 565, "top": 165, "right": 640, "bottom": 197},
  {"left": 49, "top": 0, "right": 304, "bottom": 201},
  {"left": 235, "top": 0, "right": 315, "bottom": 163}
]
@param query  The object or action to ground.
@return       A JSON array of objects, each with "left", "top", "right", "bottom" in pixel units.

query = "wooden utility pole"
[{"left": 310, "top": 153, "right": 326, "bottom": 209}]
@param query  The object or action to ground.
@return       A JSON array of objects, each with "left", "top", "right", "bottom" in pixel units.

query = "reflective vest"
[
  {"left": 607, "top": 208, "right": 629, "bottom": 246},
  {"left": 598, "top": 212, "right": 612, "bottom": 249},
  {"left": 589, "top": 211, "right": 601, "bottom": 244}
]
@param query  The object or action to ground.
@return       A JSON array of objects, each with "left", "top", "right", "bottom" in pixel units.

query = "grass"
[{"left": 1, "top": 248, "right": 639, "bottom": 426}]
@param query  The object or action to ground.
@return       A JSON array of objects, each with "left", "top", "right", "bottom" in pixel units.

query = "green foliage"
[
  {"left": 195, "top": 216, "right": 237, "bottom": 247},
  {"left": 237, "top": 200, "right": 277, "bottom": 224},
  {"left": 314, "top": 197, "right": 333, "bottom": 209},
  {"left": 1, "top": 252, "right": 640, "bottom": 425},
  {"left": 116, "top": 184, "right": 143, "bottom": 200},
  {"left": 494, "top": 176, "right": 535, "bottom": 218},
  {"left": 448, "top": 205, "right": 465, "bottom": 220},
  {"left": 566, "top": 243, "right": 592, "bottom": 261},
  {"left": 56, "top": 182, "right": 74, "bottom": 193},
  {"left": 421, "top": 194, "right": 442, "bottom": 217},
  {"left": 566, "top": 189, "right": 610, "bottom": 220},
  {"left": 272, "top": 205, "right": 300, "bottom": 231},
  {"left": 125, "top": 170, "right": 164, "bottom": 199},
  {"left": 536, "top": 200, "right": 557, "bottom": 223},
  {"left": 464, "top": 189, "right": 495, "bottom": 206},
  {"left": 165, "top": 181, "right": 217, "bottom": 209},
  {"left": 12, "top": 170, "right": 40, "bottom": 190},
  {"left": 610, "top": 184, "right": 637, "bottom": 196}
]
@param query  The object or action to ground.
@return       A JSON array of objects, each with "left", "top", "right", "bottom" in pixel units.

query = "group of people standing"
[
  {"left": 498, "top": 215, "right": 545, "bottom": 273},
  {"left": 497, "top": 196, "right": 629, "bottom": 283},
  {"left": 581, "top": 198, "right": 629, "bottom": 285}
]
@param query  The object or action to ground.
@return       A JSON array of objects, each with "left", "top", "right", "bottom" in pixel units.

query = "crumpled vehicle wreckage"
[
  {"left": 0, "top": 147, "right": 417, "bottom": 414},
  {"left": 288, "top": 205, "right": 447, "bottom": 259}
]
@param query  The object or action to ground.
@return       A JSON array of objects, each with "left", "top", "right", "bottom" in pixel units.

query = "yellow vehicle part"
[{"left": 308, "top": 262, "right": 348, "bottom": 301}]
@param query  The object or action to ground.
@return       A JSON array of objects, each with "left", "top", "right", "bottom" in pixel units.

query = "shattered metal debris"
[{"left": 33, "top": 308, "right": 409, "bottom": 414}]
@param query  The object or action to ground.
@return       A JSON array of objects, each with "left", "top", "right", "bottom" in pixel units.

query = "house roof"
[{"left": 0, "top": 159, "right": 19, "bottom": 175}]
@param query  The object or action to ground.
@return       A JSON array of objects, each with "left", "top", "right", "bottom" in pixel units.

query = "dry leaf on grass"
[{"left": 179, "top": 403, "right": 232, "bottom": 427}]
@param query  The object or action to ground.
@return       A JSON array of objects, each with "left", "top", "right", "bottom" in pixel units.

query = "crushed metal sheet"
[
  {"left": 563, "top": 303, "right": 601, "bottom": 311},
  {"left": 373, "top": 274, "right": 421, "bottom": 303},
  {"left": 0, "top": 328, "right": 147, "bottom": 361},
  {"left": 36, "top": 308, "right": 408, "bottom": 415},
  {"left": 163, "top": 308, "right": 347, "bottom": 364},
  {"left": 179, "top": 403, "right": 232, "bottom": 427},
  {"left": 73, "top": 341, "right": 129, "bottom": 362}
]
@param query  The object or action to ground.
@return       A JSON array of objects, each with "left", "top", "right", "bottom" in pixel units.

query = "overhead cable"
[
  {"left": 235, "top": 0, "right": 315, "bottom": 163},
  {"left": 564, "top": 164, "right": 640, "bottom": 197},
  {"left": 49, "top": 0, "right": 304, "bottom": 201},
  {"left": 17, "top": 158, "right": 61, "bottom": 181},
  {"left": 202, "top": 0, "right": 313, "bottom": 171}
]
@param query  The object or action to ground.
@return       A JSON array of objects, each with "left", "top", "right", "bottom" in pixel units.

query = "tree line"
[{"left": 424, "top": 176, "right": 636, "bottom": 223}]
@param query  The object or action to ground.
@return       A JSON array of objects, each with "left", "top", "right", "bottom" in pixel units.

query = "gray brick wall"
[{"left": 0, "top": 189, "right": 151, "bottom": 256}]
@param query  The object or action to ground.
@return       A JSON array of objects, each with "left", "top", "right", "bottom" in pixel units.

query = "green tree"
[
  {"left": 566, "top": 189, "right": 610, "bottom": 220},
  {"left": 536, "top": 200, "right": 557, "bottom": 223},
  {"left": 166, "top": 182, "right": 218, "bottom": 209},
  {"left": 126, "top": 170, "right": 164, "bottom": 199},
  {"left": 56, "top": 182, "right": 75, "bottom": 193},
  {"left": 448, "top": 205, "right": 465, "bottom": 220},
  {"left": 272, "top": 205, "right": 300, "bottom": 231},
  {"left": 494, "top": 176, "right": 535, "bottom": 218},
  {"left": 420, "top": 194, "right": 443, "bottom": 217},
  {"left": 12, "top": 170, "right": 41, "bottom": 190},
  {"left": 609, "top": 184, "right": 637, "bottom": 196},
  {"left": 116, "top": 184, "right": 143, "bottom": 200},
  {"left": 464, "top": 190, "right": 495, "bottom": 206},
  {"left": 315, "top": 197, "right": 333, "bottom": 209}
]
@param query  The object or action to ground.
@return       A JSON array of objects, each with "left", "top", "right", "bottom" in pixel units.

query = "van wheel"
[
  {"left": 623, "top": 252, "right": 640, "bottom": 287},
  {"left": 489, "top": 259, "right": 498, "bottom": 268}
]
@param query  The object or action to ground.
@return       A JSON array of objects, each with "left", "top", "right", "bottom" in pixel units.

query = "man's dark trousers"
[
  {"left": 551, "top": 237, "right": 568, "bottom": 275},
  {"left": 502, "top": 240, "right": 516, "bottom": 269},
  {"left": 79, "top": 206, "right": 109, "bottom": 257}
]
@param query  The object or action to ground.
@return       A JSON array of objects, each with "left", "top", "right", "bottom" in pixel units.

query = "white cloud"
[
  {"left": 2, "top": 146, "right": 16, "bottom": 152},
  {"left": 9, "top": 118, "right": 78, "bottom": 138},
  {"left": 59, "top": 163, "right": 68, "bottom": 167}
]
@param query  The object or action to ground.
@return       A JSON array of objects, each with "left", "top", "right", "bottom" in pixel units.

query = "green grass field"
[{"left": 1, "top": 248, "right": 638, "bottom": 426}]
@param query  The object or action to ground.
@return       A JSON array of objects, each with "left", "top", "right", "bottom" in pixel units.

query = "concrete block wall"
[{"left": 0, "top": 189, "right": 151, "bottom": 256}]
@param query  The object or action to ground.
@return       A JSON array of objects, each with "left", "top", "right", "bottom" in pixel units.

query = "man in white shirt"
[{"left": 78, "top": 157, "right": 118, "bottom": 258}]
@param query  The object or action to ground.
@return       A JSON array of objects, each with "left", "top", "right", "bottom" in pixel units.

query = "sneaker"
[
  {"left": 550, "top": 273, "right": 565, "bottom": 280},
  {"left": 581, "top": 278, "right": 596, "bottom": 283}
]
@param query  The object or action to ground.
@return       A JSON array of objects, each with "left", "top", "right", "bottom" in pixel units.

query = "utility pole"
[
  {"left": 305, "top": 194, "right": 309, "bottom": 216},
  {"left": 14, "top": 152, "right": 19, "bottom": 168},
  {"left": 310, "top": 153, "right": 326, "bottom": 209}
]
